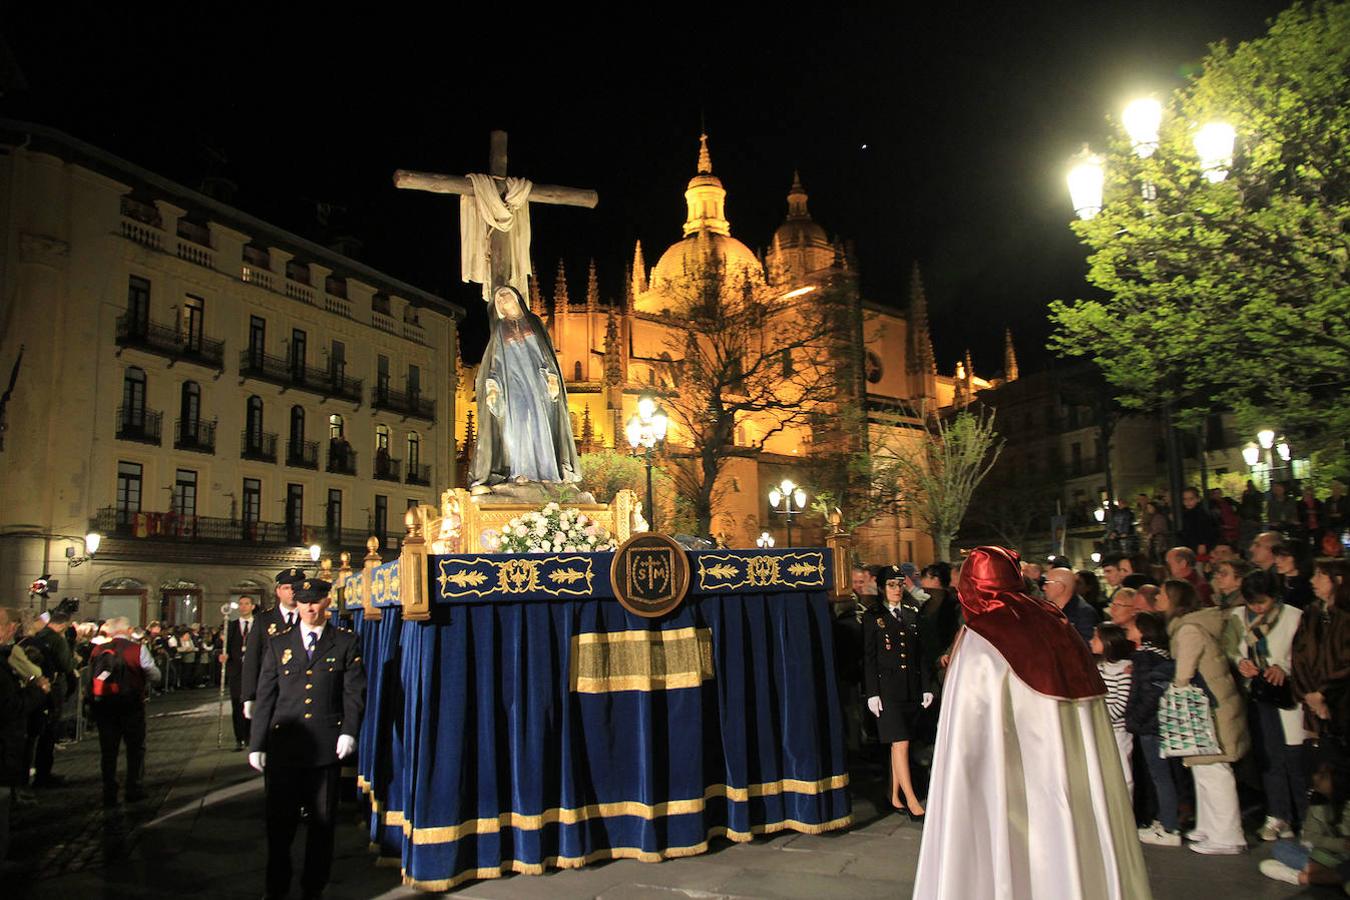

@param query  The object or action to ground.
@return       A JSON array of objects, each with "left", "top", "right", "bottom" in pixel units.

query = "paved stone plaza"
[{"left": 4, "top": 692, "right": 1308, "bottom": 899}]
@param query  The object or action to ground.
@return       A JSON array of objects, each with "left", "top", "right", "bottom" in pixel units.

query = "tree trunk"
[{"left": 933, "top": 531, "right": 953, "bottom": 563}]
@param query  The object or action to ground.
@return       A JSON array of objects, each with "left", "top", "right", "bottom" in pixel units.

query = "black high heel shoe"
[{"left": 907, "top": 806, "right": 926, "bottom": 823}]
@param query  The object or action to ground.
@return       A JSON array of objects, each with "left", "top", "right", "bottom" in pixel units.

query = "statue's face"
[{"left": 494, "top": 289, "right": 522, "bottom": 321}]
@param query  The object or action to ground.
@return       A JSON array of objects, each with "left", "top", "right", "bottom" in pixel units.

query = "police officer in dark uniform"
[
  {"left": 863, "top": 566, "right": 934, "bottom": 819},
  {"left": 249, "top": 579, "right": 364, "bottom": 900},
  {"left": 241, "top": 567, "right": 305, "bottom": 722}
]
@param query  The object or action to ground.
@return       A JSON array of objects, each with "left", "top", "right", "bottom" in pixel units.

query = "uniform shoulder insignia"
[{"left": 267, "top": 622, "right": 278, "bottom": 636}]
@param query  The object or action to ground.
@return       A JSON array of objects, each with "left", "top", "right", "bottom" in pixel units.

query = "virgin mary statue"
[{"left": 469, "top": 285, "right": 582, "bottom": 491}]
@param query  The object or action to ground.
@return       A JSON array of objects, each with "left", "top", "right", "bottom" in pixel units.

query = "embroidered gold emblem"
[
  {"left": 281, "top": 649, "right": 293, "bottom": 665},
  {"left": 268, "top": 623, "right": 278, "bottom": 636}
]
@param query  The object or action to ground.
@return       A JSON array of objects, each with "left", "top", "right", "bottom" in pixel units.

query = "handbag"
[
  {"left": 1157, "top": 684, "right": 1223, "bottom": 758},
  {"left": 1248, "top": 672, "right": 1296, "bottom": 709}
]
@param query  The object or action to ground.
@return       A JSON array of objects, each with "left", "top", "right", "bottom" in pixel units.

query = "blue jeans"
[
  {"left": 1139, "top": 735, "right": 1179, "bottom": 832},
  {"left": 1273, "top": 839, "right": 1309, "bottom": 871}
]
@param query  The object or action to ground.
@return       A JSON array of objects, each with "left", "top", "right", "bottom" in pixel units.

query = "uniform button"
[
  {"left": 305, "top": 698, "right": 312, "bottom": 705},
  {"left": 306, "top": 670, "right": 313, "bottom": 676},
  {"left": 306, "top": 684, "right": 313, "bottom": 690},
  {"left": 304, "top": 713, "right": 313, "bottom": 719}
]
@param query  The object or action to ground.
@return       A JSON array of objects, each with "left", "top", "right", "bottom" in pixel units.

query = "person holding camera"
[
  {"left": 1, "top": 607, "right": 50, "bottom": 864},
  {"left": 1228, "top": 568, "right": 1307, "bottom": 842}
]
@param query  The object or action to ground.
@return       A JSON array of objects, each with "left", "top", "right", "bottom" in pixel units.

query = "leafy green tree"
[
  {"left": 876, "top": 406, "right": 1003, "bottom": 562},
  {"left": 1048, "top": 1, "right": 1350, "bottom": 475}
]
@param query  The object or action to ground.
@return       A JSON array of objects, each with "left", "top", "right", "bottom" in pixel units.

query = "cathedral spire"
[
  {"left": 906, "top": 262, "right": 937, "bottom": 376},
  {"left": 586, "top": 258, "right": 599, "bottom": 311},
  {"left": 697, "top": 132, "right": 713, "bottom": 175},
  {"left": 683, "top": 133, "right": 730, "bottom": 237},
  {"left": 528, "top": 263, "right": 545, "bottom": 315},
  {"left": 553, "top": 259, "right": 569, "bottom": 309},
  {"left": 1004, "top": 328, "right": 1019, "bottom": 382},
  {"left": 631, "top": 240, "right": 647, "bottom": 297},
  {"left": 964, "top": 348, "right": 975, "bottom": 382},
  {"left": 787, "top": 169, "right": 811, "bottom": 221}
]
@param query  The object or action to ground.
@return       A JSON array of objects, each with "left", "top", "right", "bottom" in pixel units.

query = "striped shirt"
[{"left": 1098, "top": 659, "right": 1132, "bottom": 729}]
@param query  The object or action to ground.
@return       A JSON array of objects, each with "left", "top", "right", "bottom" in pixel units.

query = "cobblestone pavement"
[{"left": 3, "top": 691, "right": 1310, "bottom": 899}]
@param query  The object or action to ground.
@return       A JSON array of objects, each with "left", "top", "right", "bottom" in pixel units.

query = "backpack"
[{"left": 90, "top": 641, "right": 134, "bottom": 699}]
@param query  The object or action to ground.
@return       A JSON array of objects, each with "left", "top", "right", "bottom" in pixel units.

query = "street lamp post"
[
  {"left": 1068, "top": 97, "right": 1238, "bottom": 543},
  {"left": 1243, "top": 429, "right": 1293, "bottom": 491},
  {"left": 625, "top": 391, "right": 669, "bottom": 533},
  {"left": 768, "top": 478, "right": 807, "bottom": 548}
]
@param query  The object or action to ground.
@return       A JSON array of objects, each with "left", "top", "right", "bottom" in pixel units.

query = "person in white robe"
[{"left": 913, "top": 545, "right": 1151, "bottom": 900}]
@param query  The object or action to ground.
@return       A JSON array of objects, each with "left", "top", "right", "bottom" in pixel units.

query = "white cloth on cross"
[{"left": 460, "top": 173, "right": 533, "bottom": 301}]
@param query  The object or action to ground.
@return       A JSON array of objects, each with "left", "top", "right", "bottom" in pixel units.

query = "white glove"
[
  {"left": 243, "top": 700, "right": 253, "bottom": 720},
  {"left": 337, "top": 734, "right": 357, "bottom": 759},
  {"left": 867, "top": 696, "right": 883, "bottom": 717},
  {"left": 922, "top": 692, "right": 934, "bottom": 709},
  {"left": 248, "top": 751, "right": 266, "bottom": 772}
]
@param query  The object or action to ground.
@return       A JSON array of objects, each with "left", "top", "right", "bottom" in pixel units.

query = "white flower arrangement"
[{"left": 484, "top": 501, "right": 618, "bottom": 554}]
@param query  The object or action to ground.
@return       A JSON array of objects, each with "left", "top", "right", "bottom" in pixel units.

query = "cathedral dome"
[
  {"left": 773, "top": 171, "right": 829, "bottom": 250},
  {"left": 636, "top": 134, "right": 764, "bottom": 315}
]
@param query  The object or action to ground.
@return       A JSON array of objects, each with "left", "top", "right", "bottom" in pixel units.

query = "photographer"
[
  {"left": 21, "top": 611, "right": 75, "bottom": 788},
  {"left": 1229, "top": 568, "right": 1307, "bottom": 841},
  {"left": 1, "top": 607, "right": 49, "bottom": 861}
]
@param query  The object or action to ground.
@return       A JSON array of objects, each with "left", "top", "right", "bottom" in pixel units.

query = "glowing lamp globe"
[
  {"left": 1122, "top": 97, "right": 1163, "bottom": 157},
  {"left": 309, "top": 544, "right": 322, "bottom": 562},
  {"left": 84, "top": 531, "right": 102, "bottom": 556},
  {"left": 1067, "top": 149, "right": 1105, "bottom": 220},
  {"left": 1194, "top": 122, "right": 1236, "bottom": 183},
  {"left": 1257, "top": 429, "right": 1276, "bottom": 450},
  {"left": 1242, "top": 443, "right": 1260, "bottom": 467}
]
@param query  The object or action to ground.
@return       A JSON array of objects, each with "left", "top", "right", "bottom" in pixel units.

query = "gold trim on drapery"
[
  {"left": 390, "top": 774, "right": 849, "bottom": 845},
  {"left": 569, "top": 626, "right": 715, "bottom": 693},
  {"left": 397, "top": 814, "right": 856, "bottom": 892}
]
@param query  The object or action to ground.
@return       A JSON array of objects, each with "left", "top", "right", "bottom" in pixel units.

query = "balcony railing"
[
  {"left": 327, "top": 442, "right": 358, "bottom": 476},
  {"left": 238, "top": 350, "right": 363, "bottom": 403},
  {"left": 373, "top": 454, "right": 402, "bottom": 482},
  {"left": 286, "top": 439, "right": 319, "bottom": 469},
  {"left": 406, "top": 463, "right": 431, "bottom": 486},
  {"left": 117, "top": 314, "right": 225, "bottom": 370},
  {"left": 116, "top": 406, "right": 162, "bottom": 445},
  {"left": 174, "top": 418, "right": 216, "bottom": 454},
  {"left": 372, "top": 386, "right": 435, "bottom": 421},
  {"left": 91, "top": 507, "right": 374, "bottom": 551},
  {"left": 241, "top": 430, "right": 278, "bottom": 462}
]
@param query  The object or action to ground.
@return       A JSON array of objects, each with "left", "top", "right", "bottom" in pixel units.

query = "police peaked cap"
[
  {"left": 293, "top": 579, "right": 333, "bottom": 603},
  {"left": 275, "top": 567, "right": 307, "bottom": 586}
]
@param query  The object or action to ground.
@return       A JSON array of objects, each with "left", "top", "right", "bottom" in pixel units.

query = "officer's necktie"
[
  {"left": 286, "top": 612, "right": 295, "bottom": 628},
  {"left": 307, "top": 631, "right": 318, "bottom": 663},
  {"left": 242, "top": 620, "right": 250, "bottom": 641}
]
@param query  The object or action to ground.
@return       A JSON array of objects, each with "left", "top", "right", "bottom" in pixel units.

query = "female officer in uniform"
[{"left": 864, "top": 566, "right": 934, "bottom": 818}]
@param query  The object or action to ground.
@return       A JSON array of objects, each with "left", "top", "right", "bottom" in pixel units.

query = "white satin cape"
[{"left": 912, "top": 630, "right": 1152, "bottom": 900}]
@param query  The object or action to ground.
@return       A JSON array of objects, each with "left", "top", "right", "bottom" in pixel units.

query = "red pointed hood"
[{"left": 956, "top": 546, "right": 1105, "bottom": 700}]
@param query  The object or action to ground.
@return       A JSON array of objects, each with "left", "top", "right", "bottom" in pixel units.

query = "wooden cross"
[{"left": 393, "top": 130, "right": 598, "bottom": 293}]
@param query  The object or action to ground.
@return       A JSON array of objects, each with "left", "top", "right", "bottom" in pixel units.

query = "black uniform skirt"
[{"left": 877, "top": 692, "right": 921, "bottom": 743}]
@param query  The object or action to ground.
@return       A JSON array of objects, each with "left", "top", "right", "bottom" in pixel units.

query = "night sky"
[{"left": 2, "top": 3, "right": 1288, "bottom": 370}]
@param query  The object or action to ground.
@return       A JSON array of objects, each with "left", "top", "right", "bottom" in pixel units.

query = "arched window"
[
  {"left": 573, "top": 360, "right": 582, "bottom": 382},
  {"left": 122, "top": 367, "right": 146, "bottom": 426},
  {"left": 289, "top": 405, "right": 305, "bottom": 446},
  {"left": 245, "top": 396, "right": 264, "bottom": 447},
  {"left": 375, "top": 423, "right": 390, "bottom": 452},
  {"left": 407, "top": 432, "right": 421, "bottom": 469},
  {"left": 328, "top": 413, "right": 344, "bottom": 439},
  {"left": 179, "top": 381, "right": 200, "bottom": 431}
]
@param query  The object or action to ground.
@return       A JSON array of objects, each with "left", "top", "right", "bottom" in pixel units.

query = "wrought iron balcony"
[
  {"left": 91, "top": 506, "right": 374, "bottom": 551},
  {"left": 116, "top": 406, "right": 162, "bottom": 445},
  {"left": 372, "top": 385, "right": 435, "bottom": 421},
  {"left": 326, "top": 442, "right": 358, "bottom": 476},
  {"left": 117, "top": 314, "right": 225, "bottom": 371},
  {"left": 238, "top": 350, "right": 363, "bottom": 403},
  {"left": 406, "top": 463, "right": 431, "bottom": 486},
  {"left": 373, "top": 454, "right": 402, "bottom": 482},
  {"left": 286, "top": 439, "right": 319, "bottom": 470},
  {"left": 241, "top": 430, "right": 278, "bottom": 462},
  {"left": 174, "top": 418, "right": 216, "bottom": 454}
]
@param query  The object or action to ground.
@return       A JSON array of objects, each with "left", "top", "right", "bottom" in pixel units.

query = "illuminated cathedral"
[{"left": 456, "top": 135, "right": 1012, "bottom": 558}]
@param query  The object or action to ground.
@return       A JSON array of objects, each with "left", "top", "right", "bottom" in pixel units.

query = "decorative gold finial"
[
  {"left": 340, "top": 550, "right": 351, "bottom": 566},
  {"left": 366, "top": 536, "right": 380, "bottom": 552},
  {"left": 697, "top": 133, "right": 712, "bottom": 175}
]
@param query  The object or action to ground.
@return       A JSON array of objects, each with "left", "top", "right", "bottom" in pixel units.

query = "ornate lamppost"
[
  {"left": 768, "top": 478, "right": 807, "bottom": 548},
  {"left": 625, "top": 391, "right": 669, "bottom": 532}
]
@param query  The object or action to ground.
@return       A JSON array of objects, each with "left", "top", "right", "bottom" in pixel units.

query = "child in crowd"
[
  {"left": 1092, "top": 622, "right": 1136, "bottom": 797},
  {"left": 1126, "top": 612, "right": 1182, "bottom": 846},
  {"left": 1259, "top": 745, "right": 1350, "bottom": 886}
]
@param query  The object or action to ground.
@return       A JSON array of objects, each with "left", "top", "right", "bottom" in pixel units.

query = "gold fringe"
[
  {"left": 397, "top": 815, "right": 853, "bottom": 892},
  {"left": 398, "top": 775, "right": 850, "bottom": 844}
]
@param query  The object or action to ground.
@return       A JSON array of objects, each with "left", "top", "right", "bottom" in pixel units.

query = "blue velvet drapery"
[{"left": 355, "top": 550, "right": 850, "bottom": 891}]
